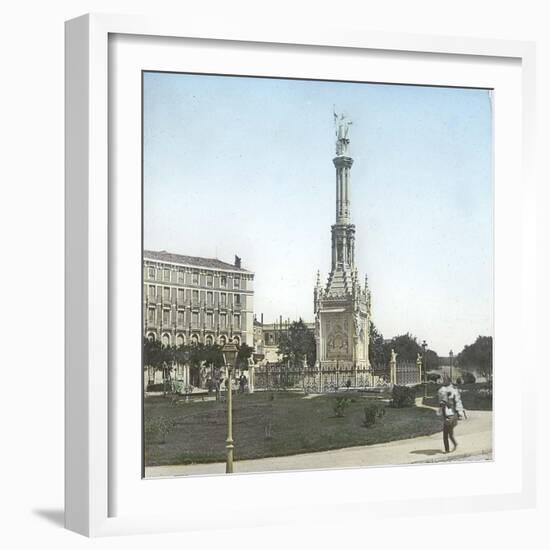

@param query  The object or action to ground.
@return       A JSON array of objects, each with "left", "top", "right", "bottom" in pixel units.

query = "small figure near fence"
[{"left": 239, "top": 373, "right": 247, "bottom": 394}]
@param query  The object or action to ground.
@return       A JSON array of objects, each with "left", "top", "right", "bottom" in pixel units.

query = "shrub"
[
  {"left": 333, "top": 396, "right": 352, "bottom": 417},
  {"left": 462, "top": 372, "right": 476, "bottom": 384},
  {"left": 363, "top": 402, "right": 386, "bottom": 427},
  {"left": 145, "top": 415, "right": 176, "bottom": 443},
  {"left": 390, "top": 385, "right": 416, "bottom": 408}
]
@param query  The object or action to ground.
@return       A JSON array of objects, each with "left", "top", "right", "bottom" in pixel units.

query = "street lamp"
[
  {"left": 449, "top": 350, "right": 454, "bottom": 384},
  {"left": 222, "top": 341, "right": 239, "bottom": 474},
  {"left": 421, "top": 340, "right": 428, "bottom": 397}
]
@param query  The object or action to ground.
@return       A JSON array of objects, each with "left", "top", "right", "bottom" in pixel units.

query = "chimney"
[{"left": 234, "top": 255, "right": 242, "bottom": 269}]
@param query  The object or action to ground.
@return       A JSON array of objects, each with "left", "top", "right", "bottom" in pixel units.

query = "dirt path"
[{"left": 145, "top": 408, "right": 493, "bottom": 477}]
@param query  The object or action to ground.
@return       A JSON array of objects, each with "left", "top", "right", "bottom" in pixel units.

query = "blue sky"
[{"left": 143, "top": 72, "right": 493, "bottom": 356}]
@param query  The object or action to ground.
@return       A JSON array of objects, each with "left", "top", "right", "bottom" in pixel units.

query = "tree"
[
  {"left": 236, "top": 343, "right": 254, "bottom": 369},
  {"left": 385, "top": 333, "right": 421, "bottom": 363},
  {"left": 368, "top": 322, "right": 386, "bottom": 366},
  {"left": 382, "top": 333, "right": 439, "bottom": 370},
  {"left": 278, "top": 319, "right": 316, "bottom": 367},
  {"left": 456, "top": 336, "right": 493, "bottom": 380},
  {"left": 143, "top": 337, "right": 163, "bottom": 371}
]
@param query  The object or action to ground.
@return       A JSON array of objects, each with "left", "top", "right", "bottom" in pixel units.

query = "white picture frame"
[{"left": 65, "top": 13, "right": 537, "bottom": 537}]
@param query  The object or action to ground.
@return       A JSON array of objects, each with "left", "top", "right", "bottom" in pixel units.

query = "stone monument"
[{"left": 314, "top": 113, "right": 371, "bottom": 373}]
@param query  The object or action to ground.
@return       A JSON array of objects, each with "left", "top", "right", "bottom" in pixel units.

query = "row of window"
[
  {"left": 147, "top": 332, "right": 240, "bottom": 347},
  {"left": 147, "top": 308, "right": 242, "bottom": 330},
  {"left": 146, "top": 286, "right": 242, "bottom": 307},
  {"left": 146, "top": 266, "right": 242, "bottom": 289}
]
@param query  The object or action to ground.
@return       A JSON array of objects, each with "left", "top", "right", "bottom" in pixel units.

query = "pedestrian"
[
  {"left": 437, "top": 376, "right": 465, "bottom": 453},
  {"left": 239, "top": 373, "right": 247, "bottom": 394},
  {"left": 215, "top": 375, "right": 222, "bottom": 402}
]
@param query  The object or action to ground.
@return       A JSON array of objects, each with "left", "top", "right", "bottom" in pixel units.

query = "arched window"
[
  {"left": 162, "top": 333, "right": 170, "bottom": 346},
  {"left": 176, "top": 334, "right": 185, "bottom": 347},
  {"left": 205, "top": 335, "right": 213, "bottom": 346},
  {"left": 191, "top": 334, "right": 199, "bottom": 346},
  {"left": 147, "top": 332, "right": 156, "bottom": 342},
  {"left": 219, "top": 335, "right": 227, "bottom": 346},
  {"left": 233, "top": 336, "right": 241, "bottom": 345}
]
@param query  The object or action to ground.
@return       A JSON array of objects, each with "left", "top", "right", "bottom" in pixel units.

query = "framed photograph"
[{"left": 65, "top": 13, "right": 536, "bottom": 536}]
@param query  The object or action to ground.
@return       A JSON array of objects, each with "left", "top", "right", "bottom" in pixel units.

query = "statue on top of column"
[{"left": 334, "top": 110, "right": 352, "bottom": 156}]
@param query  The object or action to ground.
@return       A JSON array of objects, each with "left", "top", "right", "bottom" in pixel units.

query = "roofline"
[{"left": 143, "top": 253, "right": 254, "bottom": 275}]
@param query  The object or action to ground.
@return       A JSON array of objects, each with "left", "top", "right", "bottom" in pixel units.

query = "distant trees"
[
  {"left": 368, "top": 322, "right": 387, "bottom": 365},
  {"left": 368, "top": 329, "right": 439, "bottom": 369},
  {"left": 277, "top": 319, "right": 316, "bottom": 367},
  {"left": 456, "top": 336, "right": 493, "bottom": 380}
]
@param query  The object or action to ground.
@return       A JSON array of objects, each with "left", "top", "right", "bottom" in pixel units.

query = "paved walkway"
[{"left": 146, "top": 406, "right": 493, "bottom": 477}]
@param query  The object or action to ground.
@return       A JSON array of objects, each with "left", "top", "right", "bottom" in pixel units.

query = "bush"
[
  {"left": 363, "top": 402, "right": 386, "bottom": 427},
  {"left": 462, "top": 372, "right": 476, "bottom": 384},
  {"left": 390, "top": 385, "right": 416, "bottom": 408},
  {"left": 333, "top": 396, "right": 352, "bottom": 417},
  {"left": 145, "top": 416, "right": 176, "bottom": 443}
]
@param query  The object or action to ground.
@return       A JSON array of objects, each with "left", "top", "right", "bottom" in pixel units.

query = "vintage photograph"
[{"left": 142, "top": 72, "right": 493, "bottom": 477}]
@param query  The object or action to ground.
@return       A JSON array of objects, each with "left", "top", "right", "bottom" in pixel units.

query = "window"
[
  {"left": 206, "top": 274, "right": 213, "bottom": 287},
  {"left": 207, "top": 291, "right": 213, "bottom": 307},
  {"left": 148, "top": 285, "right": 155, "bottom": 298},
  {"left": 163, "top": 287, "right": 170, "bottom": 301},
  {"left": 162, "top": 309, "right": 170, "bottom": 324},
  {"left": 192, "top": 311, "right": 199, "bottom": 328},
  {"left": 148, "top": 308, "right": 155, "bottom": 324},
  {"left": 148, "top": 267, "right": 155, "bottom": 279},
  {"left": 234, "top": 314, "right": 241, "bottom": 329},
  {"left": 192, "top": 290, "right": 199, "bottom": 305},
  {"left": 163, "top": 268, "right": 170, "bottom": 281},
  {"left": 220, "top": 275, "right": 227, "bottom": 288},
  {"left": 227, "top": 293, "right": 232, "bottom": 308},
  {"left": 220, "top": 314, "right": 226, "bottom": 329},
  {"left": 220, "top": 293, "right": 226, "bottom": 307},
  {"left": 192, "top": 272, "right": 199, "bottom": 285},
  {"left": 177, "top": 288, "right": 184, "bottom": 303},
  {"left": 177, "top": 270, "right": 184, "bottom": 283},
  {"left": 235, "top": 293, "right": 241, "bottom": 305},
  {"left": 177, "top": 311, "right": 184, "bottom": 326},
  {"left": 206, "top": 313, "right": 213, "bottom": 329},
  {"left": 233, "top": 278, "right": 240, "bottom": 289}
]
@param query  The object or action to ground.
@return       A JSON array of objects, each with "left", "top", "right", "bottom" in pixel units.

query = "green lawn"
[{"left": 144, "top": 391, "right": 442, "bottom": 467}]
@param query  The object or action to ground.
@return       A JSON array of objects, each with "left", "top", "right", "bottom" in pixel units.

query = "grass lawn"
[{"left": 144, "top": 391, "right": 442, "bottom": 467}]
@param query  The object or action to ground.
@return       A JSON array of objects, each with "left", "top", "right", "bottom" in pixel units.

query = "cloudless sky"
[{"left": 143, "top": 72, "right": 493, "bottom": 356}]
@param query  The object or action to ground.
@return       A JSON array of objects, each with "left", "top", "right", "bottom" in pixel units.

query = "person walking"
[
  {"left": 239, "top": 373, "right": 247, "bottom": 394},
  {"left": 437, "top": 376, "right": 465, "bottom": 453}
]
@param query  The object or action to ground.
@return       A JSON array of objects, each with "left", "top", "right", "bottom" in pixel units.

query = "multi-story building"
[
  {"left": 143, "top": 250, "right": 254, "bottom": 347},
  {"left": 253, "top": 314, "right": 315, "bottom": 363}
]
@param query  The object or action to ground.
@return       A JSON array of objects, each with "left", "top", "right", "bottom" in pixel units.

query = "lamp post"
[
  {"left": 421, "top": 340, "right": 428, "bottom": 397},
  {"left": 449, "top": 350, "right": 454, "bottom": 384},
  {"left": 222, "top": 342, "right": 239, "bottom": 474}
]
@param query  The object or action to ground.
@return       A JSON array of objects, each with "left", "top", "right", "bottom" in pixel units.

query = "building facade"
[
  {"left": 143, "top": 250, "right": 254, "bottom": 347},
  {"left": 314, "top": 114, "right": 371, "bottom": 369},
  {"left": 253, "top": 315, "right": 315, "bottom": 363}
]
